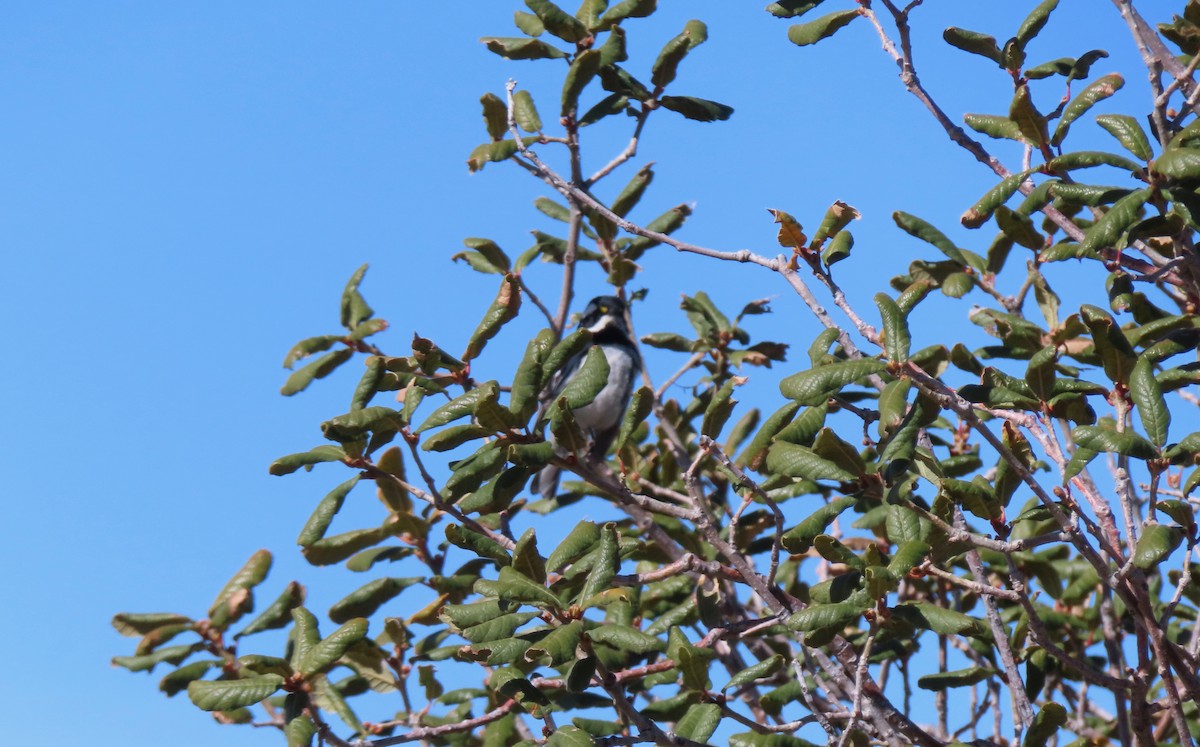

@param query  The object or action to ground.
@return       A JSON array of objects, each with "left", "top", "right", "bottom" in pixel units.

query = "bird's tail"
[{"left": 532, "top": 463, "right": 560, "bottom": 502}]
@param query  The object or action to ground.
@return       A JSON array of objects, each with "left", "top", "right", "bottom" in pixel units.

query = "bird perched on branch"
[{"left": 534, "top": 295, "right": 641, "bottom": 501}]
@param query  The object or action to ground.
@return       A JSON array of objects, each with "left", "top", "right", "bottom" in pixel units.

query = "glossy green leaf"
[
  {"left": 580, "top": 523, "right": 619, "bottom": 604},
  {"left": 481, "top": 36, "right": 569, "bottom": 60},
  {"left": 779, "top": 358, "right": 885, "bottom": 404},
  {"left": 328, "top": 578, "right": 420, "bottom": 624},
  {"left": 480, "top": 92, "right": 508, "bottom": 140},
  {"left": 208, "top": 549, "right": 272, "bottom": 628},
  {"left": 875, "top": 292, "right": 910, "bottom": 364},
  {"left": 1016, "top": 0, "right": 1059, "bottom": 48},
  {"left": 1072, "top": 424, "right": 1157, "bottom": 459},
  {"left": 961, "top": 170, "right": 1031, "bottom": 228},
  {"left": 597, "top": 0, "right": 656, "bottom": 29},
  {"left": 562, "top": 49, "right": 602, "bottom": 116},
  {"left": 963, "top": 113, "right": 1023, "bottom": 141},
  {"left": 1053, "top": 74, "right": 1124, "bottom": 146},
  {"left": 281, "top": 348, "right": 355, "bottom": 396},
  {"left": 1049, "top": 150, "right": 1142, "bottom": 173},
  {"left": 767, "top": 1, "right": 825, "bottom": 19},
  {"left": 1095, "top": 114, "right": 1152, "bottom": 161},
  {"left": 674, "top": 703, "right": 722, "bottom": 742},
  {"left": 780, "top": 496, "right": 856, "bottom": 553},
  {"left": 188, "top": 674, "right": 283, "bottom": 712},
  {"left": 766, "top": 441, "right": 857, "bottom": 482},
  {"left": 892, "top": 602, "right": 991, "bottom": 640},
  {"left": 1009, "top": 83, "right": 1048, "bottom": 147},
  {"left": 465, "top": 275, "right": 521, "bottom": 361},
  {"left": 651, "top": 20, "right": 706, "bottom": 89},
  {"left": 524, "top": 620, "right": 584, "bottom": 665},
  {"left": 787, "top": 9, "right": 859, "bottom": 46},
  {"left": 554, "top": 346, "right": 610, "bottom": 412},
  {"left": 893, "top": 211, "right": 968, "bottom": 265},
  {"left": 299, "top": 618, "right": 368, "bottom": 675},
  {"left": 237, "top": 581, "right": 306, "bottom": 639},
  {"left": 111, "top": 612, "right": 193, "bottom": 638},
  {"left": 340, "top": 264, "right": 374, "bottom": 330},
  {"left": 1024, "top": 702, "right": 1067, "bottom": 747},
  {"left": 283, "top": 335, "right": 343, "bottom": 369},
  {"left": 497, "top": 566, "right": 562, "bottom": 609},
  {"left": 917, "top": 666, "right": 995, "bottom": 691},
  {"left": 1081, "top": 304, "right": 1138, "bottom": 385},
  {"left": 415, "top": 381, "right": 500, "bottom": 433},
  {"left": 513, "top": 90, "right": 543, "bottom": 132},
  {"left": 786, "top": 599, "right": 863, "bottom": 632},
  {"left": 525, "top": 0, "right": 589, "bottom": 42},
  {"left": 943, "top": 27, "right": 1002, "bottom": 64},
  {"left": 589, "top": 623, "right": 664, "bottom": 654},
  {"left": 1130, "top": 357, "right": 1170, "bottom": 447},
  {"left": 1132, "top": 523, "right": 1185, "bottom": 569},
  {"left": 546, "top": 726, "right": 595, "bottom": 747},
  {"left": 659, "top": 95, "right": 735, "bottom": 122}
]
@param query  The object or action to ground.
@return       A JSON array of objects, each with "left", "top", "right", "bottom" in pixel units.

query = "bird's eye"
[{"left": 599, "top": 305, "right": 609, "bottom": 313}]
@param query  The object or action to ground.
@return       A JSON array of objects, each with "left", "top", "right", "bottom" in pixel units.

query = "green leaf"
[
  {"left": 1132, "top": 523, "right": 1185, "bottom": 569},
  {"left": 597, "top": 0, "right": 656, "bottom": 29},
  {"left": 766, "top": 442, "right": 857, "bottom": 482},
  {"left": 497, "top": 566, "right": 563, "bottom": 610},
  {"left": 1024, "top": 702, "right": 1068, "bottom": 747},
  {"left": 616, "top": 386, "right": 653, "bottom": 450},
  {"left": 464, "top": 275, "right": 522, "bottom": 361},
  {"left": 415, "top": 381, "right": 500, "bottom": 433},
  {"left": 917, "top": 666, "right": 996, "bottom": 691},
  {"left": 208, "top": 549, "right": 272, "bottom": 629},
  {"left": 548, "top": 521, "right": 602, "bottom": 571},
  {"left": 320, "top": 406, "right": 404, "bottom": 444},
  {"left": 112, "top": 644, "right": 200, "bottom": 673},
  {"left": 779, "top": 358, "right": 885, "bottom": 404},
  {"left": 237, "top": 581, "right": 307, "bottom": 639},
  {"left": 329, "top": 578, "right": 420, "bottom": 624},
  {"left": 1131, "top": 357, "right": 1170, "bottom": 447},
  {"left": 1049, "top": 150, "right": 1142, "bottom": 173},
  {"left": 658, "top": 95, "right": 734, "bottom": 122},
  {"left": 822, "top": 229, "right": 853, "bottom": 267},
  {"left": 300, "top": 618, "right": 369, "bottom": 676},
  {"left": 588, "top": 624, "right": 664, "bottom": 654},
  {"left": 787, "top": 9, "right": 859, "bottom": 46},
  {"left": 781, "top": 496, "right": 855, "bottom": 553},
  {"left": 1052, "top": 74, "right": 1124, "bottom": 146},
  {"left": 562, "top": 49, "right": 602, "bottom": 117},
  {"left": 111, "top": 612, "right": 193, "bottom": 638},
  {"left": 525, "top": 0, "right": 589, "bottom": 42},
  {"left": 943, "top": 27, "right": 1002, "bottom": 64},
  {"left": 1009, "top": 84, "right": 1048, "bottom": 147},
  {"left": 524, "top": 620, "right": 584, "bottom": 665},
  {"left": 724, "top": 654, "right": 785, "bottom": 692},
  {"left": 892, "top": 602, "right": 992, "bottom": 640},
  {"left": 1016, "top": 0, "right": 1059, "bottom": 49},
  {"left": 674, "top": 703, "right": 722, "bottom": 742},
  {"left": 159, "top": 660, "right": 220, "bottom": 697},
  {"left": 892, "top": 211, "right": 968, "bottom": 265},
  {"left": 1095, "top": 114, "right": 1153, "bottom": 161},
  {"left": 514, "top": 10, "right": 545, "bottom": 36},
  {"left": 1081, "top": 304, "right": 1138, "bottom": 385},
  {"left": 786, "top": 599, "right": 864, "bottom": 632},
  {"left": 651, "top": 21, "right": 706, "bottom": 89},
  {"left": 1073, "top": 424, "right": 1159, "bottom": 459},
  {"left": 340, "top": 264, "right": 375, "bottom": 330},
  {"left": 729, "top": 734, "right": 822, "bottom": 747},
  {"left": 480, "top": 93, "right": 508, "bottom": 140},
  {"left": 961, "top": 171, "right": 1031, "bottom": 228},
  {"left": 513, "top": 90, "right": 543, "bottom": 133},
  {"left": 283, "top": 335, "right": 343, "bottom": 369},
  {"left": 187, "top": 675, "right": 284, "bottom": 712},
  {"left": 481, "top": 37, "right": 569, "bottom": 61},
  {"left": 580, "top": 523, "right": 619, "bottom": 604},
  {"left": 767, "top": 1, "right": 825, "bottom": 19},
  {"left": 554, "top": 346, "right": 611, "bottom": 411},
  {"left": 302, "top": 524, "right": 402, "bottom": 566},
  {"left": 281, "top": 348, "right": 355, "bottom": 396},
  {"left": 963, "top": 113, "right": 1023, "bottom": 142},
  {"left": 547, "top": 726, "right": 595, "bottom": 747},
  {"left": 875, "top": 292, "right": 910, "bottom": 364}
]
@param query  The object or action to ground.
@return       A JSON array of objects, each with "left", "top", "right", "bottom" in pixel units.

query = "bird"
[{"left": 534, "top": 295, "right": 642, "bottom": 501}]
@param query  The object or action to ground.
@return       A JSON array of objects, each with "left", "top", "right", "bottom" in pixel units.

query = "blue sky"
[{"left": 0, "top": 2, "right": 1177, "bottom": 745}]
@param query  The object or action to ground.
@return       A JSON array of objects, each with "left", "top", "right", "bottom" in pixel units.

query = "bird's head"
[{"left": 577, "top": 295, "right": 629, "bottom": 336}]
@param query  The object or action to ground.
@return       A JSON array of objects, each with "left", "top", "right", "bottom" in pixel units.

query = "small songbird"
[{"left": 534, "top": 295, "right": 642, "bottom": 501}]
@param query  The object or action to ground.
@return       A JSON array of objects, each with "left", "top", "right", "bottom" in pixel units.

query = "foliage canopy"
[{"left": 116, "top": 2, "right": 1200, "bottom": 746}]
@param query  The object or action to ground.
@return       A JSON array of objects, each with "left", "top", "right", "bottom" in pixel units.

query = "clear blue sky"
[{"left": 0, "top": 2, "right": 1169, "bottom": 745}]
